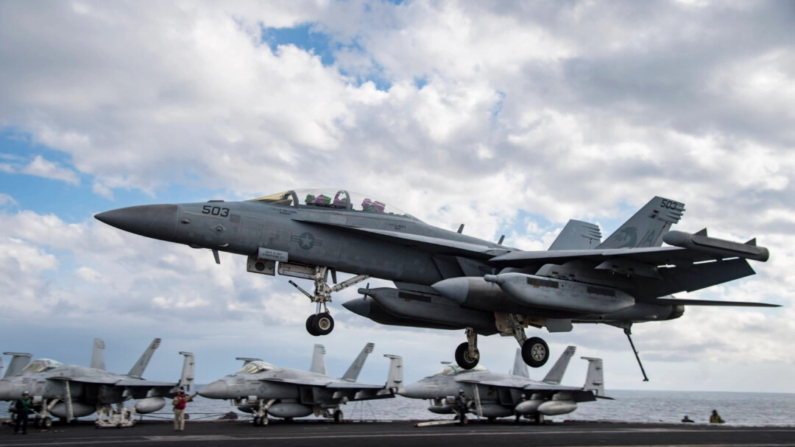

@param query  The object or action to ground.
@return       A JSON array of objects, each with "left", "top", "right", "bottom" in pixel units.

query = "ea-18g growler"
[{"left": 96, "top": 190, "right": 776, "bottom": 377}]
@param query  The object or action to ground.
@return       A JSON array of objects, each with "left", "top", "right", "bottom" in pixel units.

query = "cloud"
[{"left": 0, "top": 1, "right": 793, "bottom": 390}]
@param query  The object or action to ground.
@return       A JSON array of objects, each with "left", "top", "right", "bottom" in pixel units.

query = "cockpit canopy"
[
  {"left": 434, "top": 364, "right": 488, "bottom": 376},
  {"left": 250, "top": 189, "right": 417, "bottom": 220},
  {"left": 22, "top": 359, "right": 62, "bottom": 373},
  {"left": 237, "top": 361, "right": 275, "bottom": 374}
]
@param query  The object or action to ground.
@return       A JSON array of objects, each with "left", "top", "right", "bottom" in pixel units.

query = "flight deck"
[{"left": 2, "top": 419, "right": 793, "bottom": 447}]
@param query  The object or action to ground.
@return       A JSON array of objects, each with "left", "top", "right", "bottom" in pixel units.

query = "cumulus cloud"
[{"left": 0, "top": 0, "right": 793, "bottom": 389}]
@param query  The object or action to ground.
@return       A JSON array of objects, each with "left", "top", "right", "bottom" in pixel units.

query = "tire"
[
  {"left": 521, "top": 337, "right": 550, "bottom": 368},
  {"left": 43, "top": 417, "right": 52, "bottom": 428},
  {"left": 311, "top": 313, "right": 335, "bottom": 336},
  {"left": 333, "top": 410, "right": 343, "bottom": 424},
  {"left": 306, "top": 315, "right": 319, "bottom": 336},
  {"left": 253, "top": 416, "right": 261, "bottom": 426},
  {"left": 454, "top": 342, "right": 479, "bottom": 369}
]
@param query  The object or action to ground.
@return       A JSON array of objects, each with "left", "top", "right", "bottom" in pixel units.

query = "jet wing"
[
  {"left": 49, "top": 377, "right": 176, "bottom": 387},
  {"left": 114, "top": 379, "right": 178, "bottom": 388},
  {"left": 455, "top": 377, "right": 580, "bottom": 392},
  {"left": 292, "top": 218, "right": 507, "bottom": 258},
  {"left": 261, "top": 377, "right": 385, "bottom": 390},
  {"left": 260, "top": 377, "right": 334, "bottom": 387},
  {"left": 326, "top": 382, "right": 384, "bottom": 390}
]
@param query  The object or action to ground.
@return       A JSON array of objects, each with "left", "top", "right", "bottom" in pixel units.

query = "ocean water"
[{"left": 4, "top": 390, "right": 795, "bottom": 426}]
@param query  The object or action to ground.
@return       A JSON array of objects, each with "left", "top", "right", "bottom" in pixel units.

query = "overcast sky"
[{"left": 0, "top": 0, "right": 793, "bottom": 393}]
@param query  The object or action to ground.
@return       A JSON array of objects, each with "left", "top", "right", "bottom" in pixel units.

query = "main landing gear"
[
  {"left": 454, "top": 317, "right": 551, "bottom": 370},
  {"left": 289, "top": 266, "right": 369, "bottom": 337}
]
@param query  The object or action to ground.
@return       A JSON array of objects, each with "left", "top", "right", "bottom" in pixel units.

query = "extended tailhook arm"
[{"left": 624, "top": 327, "right": 649, "bottom": 382}]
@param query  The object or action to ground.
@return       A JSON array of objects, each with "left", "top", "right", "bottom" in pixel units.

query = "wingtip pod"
[{"left": 663, "top": 230, "right": 770, "bottom": 262}]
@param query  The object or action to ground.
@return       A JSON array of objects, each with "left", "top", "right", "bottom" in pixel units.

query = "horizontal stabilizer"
[{"left": 653, "top": 298, "right": 780, "bottom": 308}]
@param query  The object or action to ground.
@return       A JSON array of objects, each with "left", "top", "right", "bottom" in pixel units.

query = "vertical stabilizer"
[
  {"left": 91, "top": 338, "right": 106, "bottom": 371},
  {"left": 178, "top": 352, "right": 195, "bottom": 393},
  {"left": 310, "top": 344, "right": 327, "bottom": 376},
  {"left": 512, "top": 348, "right": 529, "bottom": 378},
  {"left": 542, "top": 346, "right": 576, "bottom": 384},
  {"left": 0, "top": 357, "right": 3, "bottom": 378},
  {"left": 598, "top": 197, "right": 685, "bottom": 249},
  {"left": 549, "top": 220, "right": 602, "bottom": 250},
  {"left": 128, "top": 338, "right": 161, "bottom": 378},
  {"left": 342, "top": 342, "right": 375, "bottom": 381},
  {"left": 384, "top": 354, "right": 403, "bottom": 391},
  {"left": 581, "top": 357, "right": 605, "bottom": 397},
  {"left": 3, "top": 352, "right": 32, "bottom": 378}
]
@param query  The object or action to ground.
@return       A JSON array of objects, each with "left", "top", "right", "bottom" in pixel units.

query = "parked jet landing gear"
[
  {"left": 289, "top": 266, "right": 369, "bottom": 337},
  {"left": 454, "top": 328, "right": 480, "bottom": 369}
]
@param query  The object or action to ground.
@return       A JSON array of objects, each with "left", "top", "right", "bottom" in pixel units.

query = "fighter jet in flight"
[
  {"left": 198, "top": 343, "right": 402, "bottom": 425},
  {"left": 400, "top": 346, "right": 605, "bottom": 423},
  {"left": 0, "top": 339, "right": 194, "bottom": 428},
  {"left": 96, "top": 190, "right": 776, "bottom": 374}
]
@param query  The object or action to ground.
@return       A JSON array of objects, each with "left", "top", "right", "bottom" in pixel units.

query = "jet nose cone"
[
  {"left": 95, "top": 204, "right": 179, "bottom": 241},
  {"left": 0, "top": 380, "right": 13, "bottom": 400},
  {"left": 342, "top": 297, "right": 371, "bottom": 317},
  {"left": 198, "top": 380, "right": 229, "bottom": 399},
  {"left": 398, "top": 382, "right": 427, "bottom": 399}
]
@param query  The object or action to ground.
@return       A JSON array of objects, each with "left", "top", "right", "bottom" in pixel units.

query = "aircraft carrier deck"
[{"left": 2, "top": 419, "right": 794, "bottom": 447}]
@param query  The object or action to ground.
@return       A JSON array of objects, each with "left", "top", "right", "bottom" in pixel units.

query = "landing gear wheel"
[
  {"left": 454, "top": 342, "right": 479, "bottom": 369},
  {"left": 43, "top": 417, "right": 52, "bottom": 428},
  {"left": 306, "top": 315, "right": 320, "bottom": 336},
  {"left": 311, "top": 313, "right": 335, "bottom": 336},
  {"left": 333, "top": 410, "right": 343, "bottom": 424},
  {"left": 253, "top": 416, "right": 262, "bottom": 426},
  {"left": 521, "top": 337, "right": 549, "bottom": 368}
]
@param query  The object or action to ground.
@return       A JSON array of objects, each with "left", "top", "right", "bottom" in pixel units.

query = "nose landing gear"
[{"left": 289, "top": 266, "right": 369, "bottom": 336}]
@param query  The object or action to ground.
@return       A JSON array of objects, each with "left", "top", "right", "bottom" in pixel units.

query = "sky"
[{"left": 0, "top": 0, "right": 793, "bottom": 393}]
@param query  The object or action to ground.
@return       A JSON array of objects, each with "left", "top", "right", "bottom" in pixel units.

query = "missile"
[{"left": 662, "top": 230, "right": 769, "bottom": 262}]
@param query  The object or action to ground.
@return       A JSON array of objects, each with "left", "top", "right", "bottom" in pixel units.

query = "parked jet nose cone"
[
  {"left": 95, "top": 204, "right": 179, "bottom": 241},
  {"left": 198, "top": 380, "right": 229, "bottom": 399},
  {"left": 399, "top": 382, "right": 429, "bottom": 399},
  {"left": 342, "top": 297, "right": 371, "bottom": 317},
  {"left": 0, "top": 380, "right": 13, "bottom": 400}
]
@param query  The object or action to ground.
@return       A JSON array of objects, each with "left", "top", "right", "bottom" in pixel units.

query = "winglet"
[
  {"left": 128, "top": 338, "right": 161, "bottom": 378},
  {"left": 91, "top": 338, "right": 106, "bottom": 371},
  {"left": 342, "top": 343, "right": 374, "bottom": 381},
  {"left": 177, "top": 351, "right": 195, "bottom": 394},
  {"left": 384, "top": 354, "right": 403, "bottom": 391},
  {"left": 310, "top": 344, "right": 327, "bottom": 376},
  {"left": 512, "top": 348, "right": 529, "bottom": 378},
  {"left": 3, "top": 352, "right": 32, "bottom": 378},
  {"left": 542, "top": 346, "right": 576, "bottom": 384},
  {"left": 581, "top": 357, "right": 605, "bottom": 397}
]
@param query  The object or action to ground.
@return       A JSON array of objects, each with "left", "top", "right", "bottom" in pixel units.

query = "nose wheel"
[{"left": 289, "top": 266, "right": 369, "bottom": 337}]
